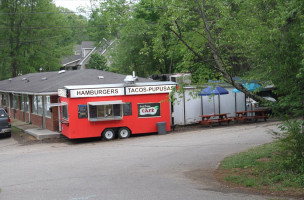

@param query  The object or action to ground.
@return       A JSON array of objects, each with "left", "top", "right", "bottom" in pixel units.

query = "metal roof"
[
  {"left": 0, "top": 69, "right": 154, "bottom": 95},
  {"left": 81, "top": 41, "right": 95, "bottom": 49}
]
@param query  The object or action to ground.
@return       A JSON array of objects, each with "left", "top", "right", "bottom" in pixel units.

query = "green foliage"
[
  {"left": 0, "top": 0, "right": 88, "bottom": 79},
  {"left": 89, "top": 0, "right": 213, "bottom": 78},
  {"left": 60, "top": 8, "right": 90, "bottom": 44},
  {"left": 87, "top": 53, "right": 108, "bottom": 71},
  {"left": 220, "top": 142, "right": 304, "bottom": 192},
  {"left": 274, "top": 120, "right": 304, "bottom": 173},
  {"left": 221, "top": 142, "right": 277, "bottom": 169}
]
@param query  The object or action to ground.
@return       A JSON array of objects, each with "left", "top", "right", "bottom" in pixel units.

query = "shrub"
[{"left": 274, "top": 119, "right": 304, "bottom": 173}]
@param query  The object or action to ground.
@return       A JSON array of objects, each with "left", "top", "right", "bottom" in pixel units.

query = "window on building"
[
  {"left": 21, "top": 95, "right": 24, "bottom": 111},
  {"left": 45, "top": 96, "right": 51, "bottom": 118},
  {"left": 2, "top": 94, "right": 7, "bottom": 107},
  {"left": 32, "top": 96, "right": 38, "bottom": 114},
  {"left": 12, "top": 94, "right": 19, "bottom": 109},
  {"left": 37, "top": 96, "right": 43, "bottom": 115},
  {"left": 32, "top": 95, "right": 43, "bottom": 115},
  {"left": 21, "top": 95, "right": 29, "bottom": 112},
  {"left": 24, "top": 95, "right": 29, "bottom": 112},
  {"left": 88, "top": 101, "right": 123, "bottom": 121}
]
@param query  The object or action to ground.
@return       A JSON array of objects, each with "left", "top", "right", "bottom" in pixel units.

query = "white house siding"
[
  {"left": 235, "top": 92, "right": 246, "bottom": 113},
  {"left": 173, "top": 87, "right": 202, "bottom": 125},
  {"left": 173, "top": 86, "right": 246, "bottom": 125},
  {"left": 172, "top": 90, "right": 185, "bottom": 125}
]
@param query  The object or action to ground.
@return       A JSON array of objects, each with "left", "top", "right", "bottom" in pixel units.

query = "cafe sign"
[{"left": 138, "top": 103, "right": 161, "bottom": 118}]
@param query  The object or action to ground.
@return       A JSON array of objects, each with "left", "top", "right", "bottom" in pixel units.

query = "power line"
[
  {"left": 0, "top": 25, "right": 108, "bottom": 30},
  {"left": 0, "top": 11, "right": 92, "bottom": 15},
  {"left": 0, "top": 21, "right": 159, "bottom": 30},
  {"left": 0, "top": 36, "right": 61, "bottom": 46},
  {"left": 0, "top": 6, "right": 166, "bottom": 15}
]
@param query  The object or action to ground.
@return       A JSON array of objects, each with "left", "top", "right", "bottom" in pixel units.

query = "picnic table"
[
  {"left": 200, "top": 113, "right": 232, "bottom": 126},
  {"left": 235, "top": 109, "right": 268, "bottom": 122}
]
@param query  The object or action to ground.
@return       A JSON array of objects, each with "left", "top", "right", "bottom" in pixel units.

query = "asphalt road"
[{"left": 0, "top": 122, "right": 281, "bottom": 200}]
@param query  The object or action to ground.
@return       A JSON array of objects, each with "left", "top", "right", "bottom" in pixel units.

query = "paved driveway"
[{"left": 0, "top": 122, "right": 280, "bottom": 200}]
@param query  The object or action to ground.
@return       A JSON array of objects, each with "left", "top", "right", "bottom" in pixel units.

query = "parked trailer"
[{"left": 58, "top": 82, "right": 176, "bottom": 139}]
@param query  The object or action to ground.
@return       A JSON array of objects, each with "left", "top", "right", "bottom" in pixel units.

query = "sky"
[{"left": 54, "top": 0, "right": 92, "bottom": 12}]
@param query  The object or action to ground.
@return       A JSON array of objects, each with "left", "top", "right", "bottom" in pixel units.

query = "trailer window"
[
  {"left": 78, "top": 105, "right": 88, "bottom": 118},
  {"left": 88, "top": 102, "right": 123, "bottom": 121},
  {"left": 123, "top": 102, "right": 132, "bottom": 116},
  {"left": 62, "top": 105, "right": 68, "bottom": 120}
]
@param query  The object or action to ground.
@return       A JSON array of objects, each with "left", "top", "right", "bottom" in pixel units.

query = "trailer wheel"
[
  {"left": 102, "top": 129, "right": 115, "bottom": 140},
  {"left": 118, "top": 127, "right": 131, "bottom": 139}
]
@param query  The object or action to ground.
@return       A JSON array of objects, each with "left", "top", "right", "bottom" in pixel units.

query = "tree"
[
  {"left": 89, "top": 0, "right": 185, "bottom": 77},
  {"left": 89, "top": 0, "right": 304, "bottom": 118},
  {"left": 87, "top": 53, "right": 108, "bottom": 70},
  {"left": 59, "top": 7, "right": 90, "bottom": 44},
  {"left": 0, "top": 0, "right": 78, "bottom": 79}
]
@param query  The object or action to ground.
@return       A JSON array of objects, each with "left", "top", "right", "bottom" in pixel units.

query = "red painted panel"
[{"left": 60, "top": 93, "right": 171, "bottom": 139}]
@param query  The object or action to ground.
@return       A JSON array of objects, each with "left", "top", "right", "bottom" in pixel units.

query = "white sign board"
[
  {"left": 126, "top": 85, "right": 175, "bottom": 95},
  {"left": 70, "top": 88, "right": 124, "bottom": 98},
  {"left": 58, "top": 89, "right": 67, "bottom": 97}
]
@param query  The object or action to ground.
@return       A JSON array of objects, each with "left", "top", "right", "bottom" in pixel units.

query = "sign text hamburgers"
[{"left": 70, "top": 87, "right": 124, "bottom": 98}]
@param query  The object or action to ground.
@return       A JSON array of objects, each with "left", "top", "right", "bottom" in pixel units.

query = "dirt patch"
[
  {"left": 214, "top": 165, "right": 304, "bottom": 199},
  {"left": 256, "top": 157, "right": 271, "bottom": 163},
  {"left": 12, "top": 130, "right": 37, "bottom": 145},
  {"left": 11, "top": 129, "right": 70, "bottom": 145}
]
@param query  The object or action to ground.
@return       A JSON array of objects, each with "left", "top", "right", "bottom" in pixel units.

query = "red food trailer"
[{"left": 58, "top": 81, "right": 176, "bottom": 139}]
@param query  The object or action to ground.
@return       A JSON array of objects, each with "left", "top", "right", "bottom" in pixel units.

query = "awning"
[
  {"left": 48, "top": 102, "right": 67, "bottom": 107},
  {"left": 88, "top": 100, "right": 123, "bottom": 106}
]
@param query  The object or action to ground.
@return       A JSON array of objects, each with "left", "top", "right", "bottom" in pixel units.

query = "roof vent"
[
  {"left": 58, "top": 70, "right": 66, "bottom": 74},
  {"left": 22, "top": 77, "right": 30, "bottom": 82},
  {"left": 98, "top": 76, "right": 104, "bottom": 79},
  {"left": 124, "top": 75, "right": 136, "bottom": 84},
  {"left": 132, "top": 71, "right": 138, "bottom": 80},
  {"left": 41, "top": 77, "right": 47, "bottom": 80}
]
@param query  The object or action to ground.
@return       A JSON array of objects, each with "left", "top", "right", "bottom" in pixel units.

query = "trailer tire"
[
  {"left": 118, "top": 127, "right": 131, "bottom": 139},
  {"left": 102, "top": 129, "right": 115, "bottom": 140}
]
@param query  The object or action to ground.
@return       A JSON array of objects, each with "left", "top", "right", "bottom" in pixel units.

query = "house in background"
[{"left": 61, "top": 40, "right": 114, "bottom": 70}]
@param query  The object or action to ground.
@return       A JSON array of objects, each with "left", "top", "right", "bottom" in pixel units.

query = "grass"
[
  {"left": 11, "top": 126, "right": 23, "bottom": 134},
  {"left": 218, "top": 142, "right": 304, "bottom": 196}
]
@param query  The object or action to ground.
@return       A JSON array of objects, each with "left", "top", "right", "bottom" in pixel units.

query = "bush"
[{"left": 274, "top": 119, "right": 304, "bottom": 173}]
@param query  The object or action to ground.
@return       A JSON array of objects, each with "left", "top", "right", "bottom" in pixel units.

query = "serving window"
[
  {"left": 88, "top": 101, "right": 123, "bottom": 121},
  {"left": 62, "top": 104, "right": 69, "bottom": 120}
]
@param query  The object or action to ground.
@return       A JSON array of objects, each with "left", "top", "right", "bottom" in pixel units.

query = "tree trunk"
[{"left": 169, "top": 0, "right": 268, "bottom": 103}]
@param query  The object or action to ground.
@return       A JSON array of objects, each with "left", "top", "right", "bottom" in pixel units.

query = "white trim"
[
  {"left": 88, "top": 101, "right": 123, "bottom": 106},
  {"left": 80, "top": 47, "right": 96, "bottom": 65},
  {"left": 62, "top": 59, "right": 81, "bottom": 66},
  {"left": 0, "top": 90, "right": 57, "bottom": 96},
  {"left": 63, "top": 81, "right": 176, "bottom": 90},
  {"left": 49, "top": 102, "right": 68, "bottom": 107},
  {"left": 64, "top": 84, "right": 125, "bottom": 90}
]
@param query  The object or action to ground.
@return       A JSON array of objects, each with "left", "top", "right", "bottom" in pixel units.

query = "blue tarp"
[
  {"left": 198, "top": 86, "right": 229, "bottom": 96},
  {"left": 232, "top": 83, "right": 262, "bottom": 93}
]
